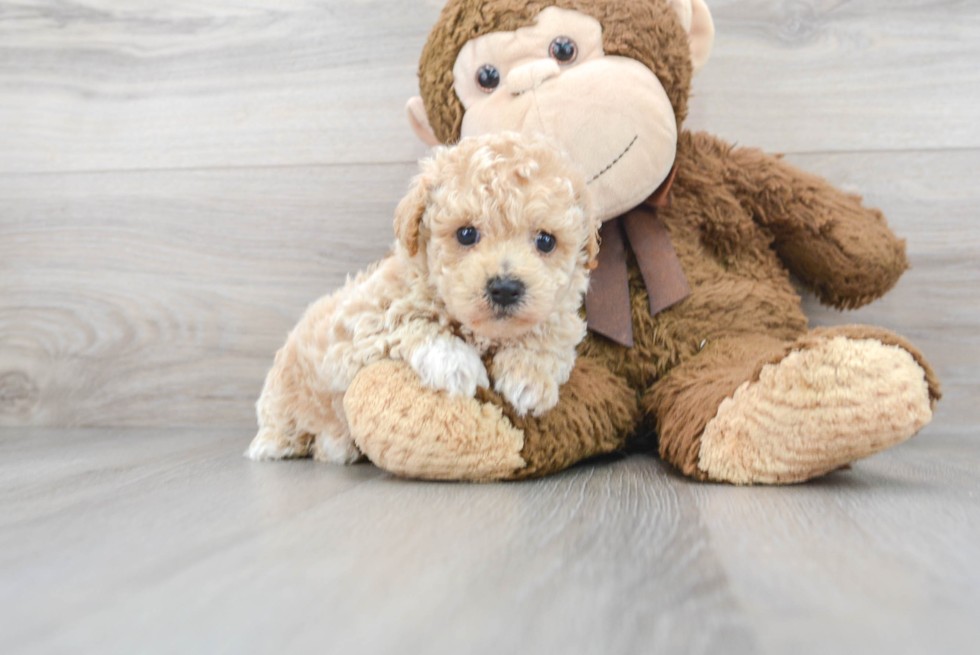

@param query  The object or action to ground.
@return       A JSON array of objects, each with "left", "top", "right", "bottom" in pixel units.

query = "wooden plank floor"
[
  {"left": 2, "top": 427, "right": 979, "bottom": 654},
  {"left": 1, "top": 1, "right": 979, "bottom": 653}
]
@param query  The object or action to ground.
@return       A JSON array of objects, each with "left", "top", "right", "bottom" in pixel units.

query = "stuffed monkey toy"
[{"left": 342, "top": 0, "right": 941, "bottom": 483}]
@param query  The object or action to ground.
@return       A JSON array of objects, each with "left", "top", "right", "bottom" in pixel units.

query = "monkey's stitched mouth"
[{"left": 588, "top": 135, "right": 638, "bottom": 184}]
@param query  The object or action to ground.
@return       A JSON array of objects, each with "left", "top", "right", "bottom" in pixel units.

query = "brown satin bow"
[{"left": 585, "top": 165, "right": 690, "bottom": 348}]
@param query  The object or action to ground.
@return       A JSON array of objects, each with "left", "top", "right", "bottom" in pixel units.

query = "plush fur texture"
[
  {"left": 345, "top": 356, "right": 637, "bottom": 480},
  {"left": 248, "top": 133, "right": 599, "bottom": 462},
  {"left": 419, "top": 0, "right": 693, "bottom": 145},
  {"left": 449, "top": 7, "right": 685, "bottom": 221},
  {"left": 697, "top": 333, "right": 934, "bottom": 484},
  {"left": 647, "top": 324, "right": 941, "bottom": 481},
  {"left": 347, "top": 131, "right": 941, "bottom": 481},
  {"left": 344, "top": 359, "right": 528, "bottom": 481},
  {"left": 343, "top": 0, "right": 941, "bottom": 483}
]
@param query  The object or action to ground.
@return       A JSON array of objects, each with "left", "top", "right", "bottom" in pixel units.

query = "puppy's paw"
[
  {"left": 493, "top": 366, "right": 561, "bottom": 418},
  {"left": 246, "top": 428, "right": 306, "bottom": 461},
  {"left": 410, "top": 336, "right": 489, "bottom": 398},
  {"left": 313, "top": 433, "right": 363, "bottom": 465}
]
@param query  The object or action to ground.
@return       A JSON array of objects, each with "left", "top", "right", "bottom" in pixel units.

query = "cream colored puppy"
[{"left": 247, "top": 133, "right": 599, "bottom": 464}]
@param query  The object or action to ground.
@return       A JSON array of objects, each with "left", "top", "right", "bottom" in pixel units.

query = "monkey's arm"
[
  {"left": 344, "top": 356, "right": 638, "bottom": 481},
  {"left": 721, "top": 141, "right": 908, "bottom": 309}
]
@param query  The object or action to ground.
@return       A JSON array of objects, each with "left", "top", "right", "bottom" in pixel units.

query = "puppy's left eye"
[
  {"left": 457, "top": 226, "right": 480, "bottom": 246},
  {"left": 535, "top": 232, "right": 557, "bottom": 254}
]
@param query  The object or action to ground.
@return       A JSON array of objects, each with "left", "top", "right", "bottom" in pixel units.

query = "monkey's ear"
[
  {"left": 406, "top": 97, "right": 442, "bottom": 147},
  {"left": 669, "top": 0, "right": 716, "bottom": 74},
  {"left": 394, "top": 172, "right": 432, "bottom": 257},
  {"left": 689, "top": 0, "right": 715, "bottom": 72}
]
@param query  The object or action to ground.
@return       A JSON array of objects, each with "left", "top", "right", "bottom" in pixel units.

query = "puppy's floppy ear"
[
  {"left": 585, "top": 217, "right": 602, "bottom": 271},
  {"left": 394, "top": 171, "right": 432, "bottom": 257},
  {"left": 575, "top": 183, "right": 601, "bottom": 271}
]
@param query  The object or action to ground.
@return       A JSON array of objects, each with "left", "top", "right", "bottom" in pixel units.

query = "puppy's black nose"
[{"left": 486, "top": 276, "right": 525, "bottom": 308}]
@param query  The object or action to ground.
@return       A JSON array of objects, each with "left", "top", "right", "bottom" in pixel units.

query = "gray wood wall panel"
[
  {"left": 1, "top": 0, "right": 978, "bottom": 433},
  {"left": 3, "top": 152, "right": 976, "bottom": 428},
  {"left": 0, "top": 0, "right": 438, "bottom": 173},
  {"left": 0, "top": 163, "right": 411, "bottom": 427},
  {"left": 687, "top": 0, "right": 980, "bottom": 154},
  {"left": 0, "top": 0, "right": 977, "bottom": 175}
]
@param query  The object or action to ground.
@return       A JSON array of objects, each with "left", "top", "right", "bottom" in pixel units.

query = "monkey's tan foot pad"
[
  {"left": 697, "top": 336, "right": 933, "bottom": 485},
  {"left": 344, "top": 360, "right": 526, "bottom": 481}
]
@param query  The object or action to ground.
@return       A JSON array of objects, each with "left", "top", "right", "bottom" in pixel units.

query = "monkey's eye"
[
  {"left": 535, "top": 232, "right": 557, "bottom": 254},
  {"left": 457, "top": 226, "right": 480, "bottom": 246},
  {"left": 550, "top": 37, "right": 578, "bottom": 64},
  {"left": 476, "top": 64, "right": 501, "bottom": 93}
]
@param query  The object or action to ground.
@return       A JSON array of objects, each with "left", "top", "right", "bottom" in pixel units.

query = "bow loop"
[{"left": 584, "top": 167, "right": 690, "bottom": 347}]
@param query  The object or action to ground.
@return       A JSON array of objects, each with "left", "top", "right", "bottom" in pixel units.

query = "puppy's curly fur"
[{"left": 248, "top": 133, "right": 599, "bottom": 463}]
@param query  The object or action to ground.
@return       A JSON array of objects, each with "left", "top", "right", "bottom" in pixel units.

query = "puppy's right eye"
[
  {"left": 456, "top": 226, "right": 480, "bottom": 246},
  {"left": 535, "top": 232, "right": 557, "bottom": 254}
]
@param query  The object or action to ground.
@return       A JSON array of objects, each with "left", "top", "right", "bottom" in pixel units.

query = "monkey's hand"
[{"left": 720, "top": 137, "right": 908, "bottom": 309}]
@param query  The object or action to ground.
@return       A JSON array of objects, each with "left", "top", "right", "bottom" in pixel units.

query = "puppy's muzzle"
[{"left": 486, "top": 276, "right": 526, "bottom": 309}]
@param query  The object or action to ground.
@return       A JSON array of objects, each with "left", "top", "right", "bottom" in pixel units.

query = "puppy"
[{"left": 247, "top": 132, "right": 599, "bottom": 464}]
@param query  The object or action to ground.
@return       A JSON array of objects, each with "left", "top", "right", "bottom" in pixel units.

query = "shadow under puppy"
[{"left": 248, "top": 132, "right": 600, "bottom": 464}]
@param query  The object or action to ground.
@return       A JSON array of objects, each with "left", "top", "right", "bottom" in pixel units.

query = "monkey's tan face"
[
  {"left": 452, "top": 7, "right": 678, "bottom": 222},
  {"left": 416, "top": 140, "right": 595, "bottom": 342}
]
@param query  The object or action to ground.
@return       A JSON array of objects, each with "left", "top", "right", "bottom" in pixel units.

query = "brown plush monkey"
[{"left": 342, "top": 0, "right": 941, "bottom": 483}]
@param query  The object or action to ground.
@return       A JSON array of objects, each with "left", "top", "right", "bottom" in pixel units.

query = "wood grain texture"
[
  {"left": 1, "top": 428, "right": 978, "bottom": 654},
  {"left": 0, "top": 0, "right": 978, "bottom": 176},
  {"left": 692, "top": 430, "right": 980, "bottom": 655},
  {"left": 0, "top": 163, "right": 413, "bottom": 427},
  {"left": 1, "top": 2, "right": 978, "bottom": 652},
  {"left": 686, "top": 0, "right": 980, "bottom": 154},
  {"left": 1, "top": 0, "right": 978, "bottom": 428},
  {"left": 0, "top": 0, "right": 437, "bottom": 173},
  {"left": 0, "top": 429, "right": 757, "bottom": 655},
  {"left": 2, "top": 150, "right": 977, "bottom": 428}
]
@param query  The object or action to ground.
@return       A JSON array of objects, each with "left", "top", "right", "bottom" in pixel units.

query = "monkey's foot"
[{"left": 697, "top": 335, "right": 934, "bottom": 484}]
